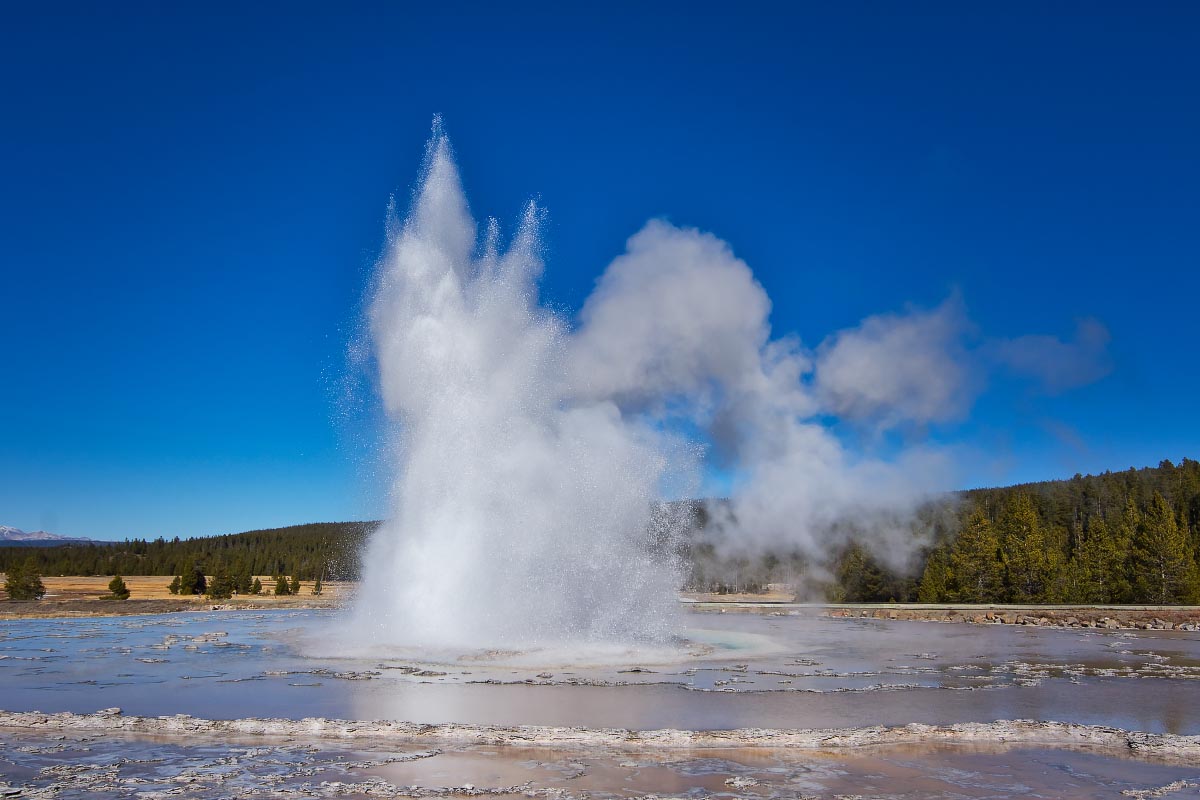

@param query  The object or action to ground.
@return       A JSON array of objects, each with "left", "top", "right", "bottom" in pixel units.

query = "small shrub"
[{"left": 107, "top": 575, "right": 130, "bottom": 601}]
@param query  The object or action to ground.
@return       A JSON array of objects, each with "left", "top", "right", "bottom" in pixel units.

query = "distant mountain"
[{"left": 0, "top": 526, "right": 95, "bottom": 545}]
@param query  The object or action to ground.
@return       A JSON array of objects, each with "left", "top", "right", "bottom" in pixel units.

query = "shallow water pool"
[{"left": 2, "top": 608, "right": 1199, "bottom": 733}]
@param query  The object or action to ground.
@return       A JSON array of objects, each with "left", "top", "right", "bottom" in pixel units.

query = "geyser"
[
  {"left": 352, "top": 124, "right": 688, "bottom": 650},
  {"left": 350, "top": 121, "right": 1110, "bottom": 653}
]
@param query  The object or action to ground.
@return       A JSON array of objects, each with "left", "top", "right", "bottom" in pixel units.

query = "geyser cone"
[{"left": 352, "top": 123, "right": 685, "bottom": 650}]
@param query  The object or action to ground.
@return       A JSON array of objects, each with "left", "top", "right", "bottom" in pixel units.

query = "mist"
[{"left": 351, "top": 121, "right": 1110, "bottom": 648}]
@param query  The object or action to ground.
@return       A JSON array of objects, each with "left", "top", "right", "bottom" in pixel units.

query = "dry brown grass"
[{"left": 0, "top": 575, "right": 355, "bottom": 617}]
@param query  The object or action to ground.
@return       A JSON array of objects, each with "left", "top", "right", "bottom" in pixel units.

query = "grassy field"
[{"left": 0, "top": 574, "right": 354, "bottom": 617}]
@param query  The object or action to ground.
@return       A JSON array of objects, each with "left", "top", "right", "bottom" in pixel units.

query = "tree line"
[
  {"left": 917, "top": 459, "right": 1200, "bottom": 604},
  {"left": 0, "top": 521, "right": 372, "bottom": 582},
  {"left": 165, "top": 560, "right": 319, "bottom": 599},
  {"left": 685, "top": 458, "right": 1200, "bottom": 605},
  {"left": 4, "top": 460, "right": 1200, "bottom": 605}
]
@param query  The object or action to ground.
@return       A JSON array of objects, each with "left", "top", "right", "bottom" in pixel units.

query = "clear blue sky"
[{"left": 3, "top": 2, "right": 1198, "bottom": 540}]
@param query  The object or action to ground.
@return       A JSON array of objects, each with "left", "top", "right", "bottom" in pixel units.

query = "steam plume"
[{"left": 352, "top": 122, "right": 1110, "bottom": 648}]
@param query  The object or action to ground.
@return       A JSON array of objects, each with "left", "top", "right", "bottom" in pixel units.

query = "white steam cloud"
[
  {"left": 352, "top": 122, "right": 1110, "bottom": 649},
  {"left": 814, "top": 296, "right": 976, "bottom": 429}
]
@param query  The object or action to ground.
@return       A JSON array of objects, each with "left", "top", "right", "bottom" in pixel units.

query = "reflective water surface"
[
  {"left": 4, "top": 608, "right": 1200, "bottom": 798},
  {"left": 3, "top": 608, "right": 1199, "bottom": 733}
]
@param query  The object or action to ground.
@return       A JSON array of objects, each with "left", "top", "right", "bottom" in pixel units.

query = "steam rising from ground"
[{"left": 352, "top": 122, "right": 1110, "bottom": 649}]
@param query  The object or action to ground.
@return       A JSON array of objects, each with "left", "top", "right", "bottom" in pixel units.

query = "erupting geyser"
[
  {"left": 352, "top": 123, "right": 688, "bottom": 650},
  {"left": 352, "top": 113, "right": 1111, "bottom": 653}
]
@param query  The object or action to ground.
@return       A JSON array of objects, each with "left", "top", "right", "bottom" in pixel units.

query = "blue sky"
[{"left": 2, "top": 2, "right": 1198, "bottom": 540}]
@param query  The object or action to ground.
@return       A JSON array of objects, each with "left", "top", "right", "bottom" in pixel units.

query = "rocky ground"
[
  {"left": 680, "top": 601, "right": 1200, "bottom": 631},
  {"left": 820, "top": 605, "right": 1200, "bottom": 630},
  {"left": 3, "top": 710, "right": 1200, "bottom": 798},
  {"left": 2, "top": 709, "right": 1200, "bottom": 760}
]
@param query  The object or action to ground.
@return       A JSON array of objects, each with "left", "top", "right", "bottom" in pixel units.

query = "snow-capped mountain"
[{"left": 0, "top": 526, "right": 93, "bottom": 544}]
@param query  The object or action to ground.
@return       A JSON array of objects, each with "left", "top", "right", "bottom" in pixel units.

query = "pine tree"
[
  {"left": 107, "top": 575, "right": 130, "bottom": 600},
  {"left": 835, "top": 544, "right": 871, "bottom": 602},
  {"left": 311, "top": 575, "right": 323, "bottom": 596},
  {"left": 1099, "top": 513, "right": 1133, "bottom": 602},
  {"left": 168, "top": 575, "right": 182, "bottom": 595},
  {"left": 1066, "top": 516, "right": 1126, "bottom": 603},
  {"left": 998, "top": 493, "right": 1062, "bottom": 602},
  {"left": 236, "top": 569, "right": 253, "bottom": 595},
  {"left": 5, "top": 557, "right": 47, "bottom": 601},
  {"left": 196, "top": 566, "right": 208, "bottom": 595},
  {"left": 274, "top": 574, "right": 290, "bottom": 596},
  {"left": 1133, "top": 492, "right": 1200, "bottom": 604},
  {"left": 1108, "top": 496, "right": 1140, "bottom": 602},
  {"left": 951, "top": 507, "right": 1002, "bottom": 602},
  {"left": 174, "top": 560, "right": 207, "bottom": 595},
  {"left": 25, "top": 557, "right": 46, "bottom": 600},
  {"left": 177, "top": 561, "right": 195, "bottom": 594},
  {"left": 251, "top": 577, "right": 263, "bottom": 595},
  {"left": 206, "top": 565, "right": 235, "bottom": 600},
  {"left": 289, "top": 574, "right": 301, "bottom": 595},
  {"left": 5, "top": 561, "right": 24, "bottom": 589},
  {"left": 917, "top": 548, "right": 952, "bottom": 602}
]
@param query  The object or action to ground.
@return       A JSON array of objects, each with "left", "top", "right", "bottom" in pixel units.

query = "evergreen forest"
[{"left": 4, "top": 460, "right": 1199, "bottom": 605}]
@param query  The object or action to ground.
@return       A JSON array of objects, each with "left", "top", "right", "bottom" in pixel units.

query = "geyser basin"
[
  {"left": 7, "top": 720, "right": 1200, "bottom": 800},
  {"left": 7, "top": 608, "right": 1200, "bottom": 798},
  {"left": 4, "top": 608, "right": 1200, "bottom": 735}
]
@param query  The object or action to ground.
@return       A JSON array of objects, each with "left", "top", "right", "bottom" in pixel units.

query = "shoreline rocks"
[{"left": 820, "top": 606, "right": 1200, "bottom": 631}]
